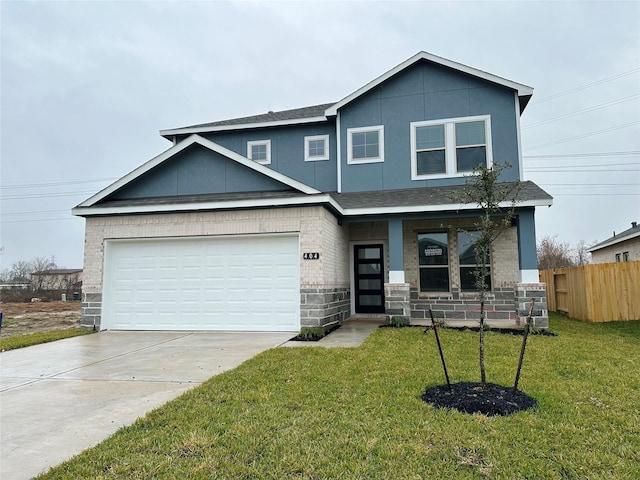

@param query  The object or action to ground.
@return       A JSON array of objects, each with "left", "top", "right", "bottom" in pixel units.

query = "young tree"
[{"left": 454, "top": 162, "right": 522, "bottom": 384}]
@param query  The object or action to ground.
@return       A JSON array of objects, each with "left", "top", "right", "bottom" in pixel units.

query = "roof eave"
[
  {"left": 73, "top": 194, "right": 552, "bottom": 218},
  {"left": 588, "top": 230, "right": 640, "bottom": 252},
  {"left": 159, "top": 116, "right": 329, "bottom": 139}
]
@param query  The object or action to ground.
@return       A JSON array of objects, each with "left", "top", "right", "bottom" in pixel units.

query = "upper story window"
[
  {"left": 304, "top": 135, "right": 329, "bottom": 161},
  {"left": 347, "top": 125, "right": 384, "bottom": 164},
  {"left": 615, "top": 253, "right": 621, "bottom": 262},
  {"left": 247, "top": 140, "right": 271, "bottom": 165},
  {"left": 622, "top": 251, "right": 630, "bottom": 261},
  {"left": 411, "top": 115, "right": 491, "bottom": 179}
]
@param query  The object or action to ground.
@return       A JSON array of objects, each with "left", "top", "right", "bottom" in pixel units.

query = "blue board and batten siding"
[
  {"left": 110, "top": 145, "right": 293, "bottom": 199},
  {"left": 202, "top": 123, "right": 337, "bottom": 192},
  {"left": 111, "top": 60, "right": 525, "bottom": 201},
  {"left": 339, "top": 61, "right": 521, "bottom": 193}
]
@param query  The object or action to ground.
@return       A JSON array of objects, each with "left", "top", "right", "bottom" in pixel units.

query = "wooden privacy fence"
[{"left": 539, "top": 261, "right": 640, "bottom": 322}]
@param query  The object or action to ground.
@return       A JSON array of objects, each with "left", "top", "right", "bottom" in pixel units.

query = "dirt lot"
[{"left": 0, "top": 301, "right": 82, "bottom": 338}]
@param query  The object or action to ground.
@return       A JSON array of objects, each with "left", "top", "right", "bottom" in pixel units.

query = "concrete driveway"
[{"left": 0, "top": 330, "right": 294, "bottom": 479}]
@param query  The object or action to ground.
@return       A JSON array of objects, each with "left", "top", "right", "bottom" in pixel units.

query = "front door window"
[{"left": 354, "top": 244, "right": 385, "bottom": 313}]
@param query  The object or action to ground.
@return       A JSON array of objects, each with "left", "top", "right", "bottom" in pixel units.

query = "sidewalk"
[
  {"left": 283, "top": 318, "right": 384, "bottom": 348},
  {"left": 282, "top": 315, "right": 525, "bottom": 349}
]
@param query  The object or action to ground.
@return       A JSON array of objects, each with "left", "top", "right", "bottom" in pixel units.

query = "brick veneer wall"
[
  {"left": 81, "top": 206, "right": 350, "bottom": 330},
  {"left": 400, "top": 219, "right": 548, "bottom": 328},
  {"left": 403, "top": 218, "right": 520, "bottom": 291},
  {"left": 410, "top": 287, "right": 520, "bottom": 322}
]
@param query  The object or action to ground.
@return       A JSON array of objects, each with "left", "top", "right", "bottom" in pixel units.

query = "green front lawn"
[
  {"left": 0, "top": 329, "right": 92, "bottom": 351},
  {"left": 40, "top": 313, "right": 639, "bottom": 479}
]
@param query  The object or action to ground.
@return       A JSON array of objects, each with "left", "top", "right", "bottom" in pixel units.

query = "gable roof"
[
  {"left": 588, "top": 221, "right": 640, "bottom": 252},
  {"left": 159, "top": 51, "right": 533, "bottom": 139},
  {"left": 325, "top": 51, "right": 534, "bottom": 116},
  {"left": 76, "top": 135, "right": 320, "bottom": 208}
]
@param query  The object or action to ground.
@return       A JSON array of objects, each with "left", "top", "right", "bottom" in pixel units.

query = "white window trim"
[
  {"left": 347, "top": 125, "right": 384, "bottom": 164},
  {"left": 304, "top": 134, "right": 329, "bottom": 161},
  {"left": 247, "top": 140, "right": 271, "bottom": 165},
  {"left": 411, "top": 115, "right": 492, "bottom": 180}
]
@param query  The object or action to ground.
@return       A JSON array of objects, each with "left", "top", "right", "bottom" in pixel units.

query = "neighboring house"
[
  {"left": 30, "top": 269, "right": 83, "bottom": 292},
  {"left": 588, "top": 222, "right": 640, "bottom": 264},
  {"left": 73, "top": 51, "right": 552, "bottom": 332}
]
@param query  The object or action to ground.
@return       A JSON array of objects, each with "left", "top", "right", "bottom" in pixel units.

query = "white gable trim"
[
  {"left": 325, "top": 51, "right": 533, "bottom": 116},
  {"left": 77, "top": 135, "right": 320, "bottom": 207},
  {"left": 160, "top": 116, "right": 328, "bottom": 138}
]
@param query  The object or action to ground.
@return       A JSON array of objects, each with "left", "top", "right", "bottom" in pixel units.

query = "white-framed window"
[
  {"left": 623, "top": 251, "right": 630, "bottom": 262},
  {"left": 615, "top": 253, "right": 621, "bottom": 262},
  {"left": 411, "top": 115, "right": 492, "bottom": 179},
  {"left": 418, "top": 232, "right": 450, "bottom": 292},
  {"left": 247, "top": 140, "right": 271, "bottom": 165},
  {"left": 304, "top": 135, "right": 329, "bottom": 161},
  {"left": 347, "top": 125, "right": 384, "bottom": 164}
]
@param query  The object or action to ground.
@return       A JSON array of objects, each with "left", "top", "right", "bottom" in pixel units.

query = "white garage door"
[{"left": 102, "top": 234, "right": 299, "bottom": 331}]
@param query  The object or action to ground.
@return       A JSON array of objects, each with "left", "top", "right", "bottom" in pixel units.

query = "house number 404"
[{"left": 303, "top": 252, "right": 320, "bottom": 260}]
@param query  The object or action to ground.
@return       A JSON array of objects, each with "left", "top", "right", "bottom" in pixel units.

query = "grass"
[
  {"left": 38, "top": 313, "right": 639, "bottom": 479},
  {"left": 0, "top": 328, "right": 92, "bottom": 351}
]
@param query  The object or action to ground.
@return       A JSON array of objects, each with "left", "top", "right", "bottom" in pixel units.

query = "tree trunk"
[{"left": 479, "top": 299, "right": 486, "bottom": 384}]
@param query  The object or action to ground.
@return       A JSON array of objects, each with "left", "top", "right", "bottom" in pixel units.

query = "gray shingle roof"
[
  {"left": 330, "top": 181, "right": 552, "bottom": 210},
  {"left": 85, "top": 190, "right": 301, "bottom": 209},
  {"left": 79, "top": 181, "right": 552, "bottom": 215},
  {"left": 174, "top": 103, "right": 335, "bottom": 130},
  {"left": 588, "top": 221, "right": 640, "bottom": 251}
]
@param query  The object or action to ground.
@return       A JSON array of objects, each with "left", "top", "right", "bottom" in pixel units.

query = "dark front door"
[{"left": 354, "top": 244, "right": 385, "bottom": 313}]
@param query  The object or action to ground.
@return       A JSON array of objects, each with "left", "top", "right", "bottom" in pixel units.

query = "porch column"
[
  {"left": 388, "top": 218, "right": 405, "bottom": 283},
  {"left": 385, "top": 218, "right": 410, "bottom": 325},
  {"left": 517, "top": 208, "right": 540, "bottom": 283}
]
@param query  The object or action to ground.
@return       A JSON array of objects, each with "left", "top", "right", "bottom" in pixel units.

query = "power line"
[
  {"left": 526, "top": 162, "right": 639, "bottom": 169},
  {"left": 550, "top": 193, "right": 640, "bottom": 196},
  {"left": 522, "top": 95, "right": 640, "bottom": 129},
  {"left": 538, "top": 183, "right": 639, "bottom": 186},
  {"left": 523, "top": 151, "right": 639, "bottom": 159},
  {"left": 528, "top": 68, "right": 640, "bottom": 105},
  {"left": 527, "top": 170, "right": 639, "bottom": 173},
  {"left": 523, "top": 121, "right": 640, "bottom": 151},
  {"left": 0, "top": 217, "right": 79, "bottom": 224},
  {"left": 1, "top": 191, "right": 96, "bottom": 200},
  {"left": 2, "top": 209, "right": 71, "bottom": 217},
  {"left": 0, "top": 177, "right": 118, "bottom": 190}
]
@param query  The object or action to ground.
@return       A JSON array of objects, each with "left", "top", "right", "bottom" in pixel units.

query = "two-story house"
[{"left": 73, "top": 51, "right": 552, "bottom": 332}]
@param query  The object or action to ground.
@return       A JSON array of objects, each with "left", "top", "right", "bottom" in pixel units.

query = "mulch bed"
[
  {"left": 289, "top": 324, "right": 341, "bottom": 342},
  {"left": 422, "top": 382, "right": 537, "bottom": 416},
  {"left": 424, "top": 325, "right": 557, "bottom": 336}
]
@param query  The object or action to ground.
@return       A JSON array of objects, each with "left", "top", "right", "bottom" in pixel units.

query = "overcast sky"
[{"left": 1, "top": 0, "right": 639, "bottom": 270}]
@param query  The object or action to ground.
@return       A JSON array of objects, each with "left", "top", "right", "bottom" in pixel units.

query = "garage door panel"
[{"left": 103, "top": 235, "right": 299, "bottom": 331}]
